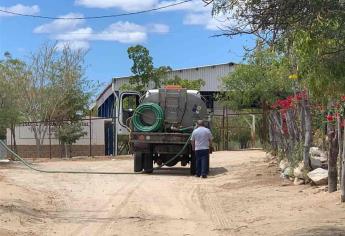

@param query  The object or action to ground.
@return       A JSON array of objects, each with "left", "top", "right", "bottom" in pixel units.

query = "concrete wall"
[
  {"left": 6, "top": 119, "right": 105, "bottom": 146},
  {"left": 14, "top": 145, "right": 105, "bottom": 159},
  {"left": 6, "top": 119, "right": 107, "bottom": 158}
]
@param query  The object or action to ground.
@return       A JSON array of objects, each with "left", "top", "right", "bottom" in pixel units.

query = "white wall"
[{"left": 6, "top": 119, "right": 105, "bottom": 146}]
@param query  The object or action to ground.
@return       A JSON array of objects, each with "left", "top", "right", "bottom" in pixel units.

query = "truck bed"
[{"left": 130, "top": 132, "right": 191, "bottom": 144}]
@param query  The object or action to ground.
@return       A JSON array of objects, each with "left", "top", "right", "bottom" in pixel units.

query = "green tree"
[
  {"left": 17, "top": 43, "right": 92, "bottom": 158},
  {"left": 55, "top": 122, "right": 87, "bottom": 158},
  {"left": 221, "top": 46, "right": 293, "bottom": 108},
  {"left": 0, "top": 53, "right": 28, "bottom": 151},
  {"left": 164, "top": 76, "right": 206, "bottom": 90},
  {"left": 220, "top": 46, "right": 294, "bottom": 148},
  {"left": 120, "top": 45, "right": 171, "bottom": 92},
  {"left": 211, "top": 0, "right": 345, "bottom": 45},
  {"left": 212, "top": 0, "right": 345, "bottom": 198}
]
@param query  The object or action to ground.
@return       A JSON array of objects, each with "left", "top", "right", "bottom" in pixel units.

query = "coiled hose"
[{"left": 132, "top": 102, "right": 164, "bottom": 132}]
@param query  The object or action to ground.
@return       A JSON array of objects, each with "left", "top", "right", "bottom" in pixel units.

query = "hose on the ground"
[
  {"left": 0, "top": 135, "right": 192, "bottom": 174},
  {"left": 132, "top": 103, "right": 164, "bottom": 132}
]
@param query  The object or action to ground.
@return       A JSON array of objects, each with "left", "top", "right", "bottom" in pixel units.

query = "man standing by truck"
[{"left": 191, "top": 120, "right": 213, "bottom": 178}]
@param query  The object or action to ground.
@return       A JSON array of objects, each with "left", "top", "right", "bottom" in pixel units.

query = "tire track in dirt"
[
  {"left": 92, "top": 179, "right": 143, "bottom": 235},
  {"left": 197, "top": 184, "right": 233, "bottom": 235},
  {"left": 67, "top": 177, "right": 137, "bottom": 236}
]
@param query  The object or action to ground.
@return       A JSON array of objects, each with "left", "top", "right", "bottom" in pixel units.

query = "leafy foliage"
[
  {"left": 0, "top": 43, "right": 95, "bottom": 157},
  {"left": 55, "top": 122, "right": 87, "bottom": 145},
  {"left": 0, "top": 53, "right": 28, "bottom": 139},
  {"left": 121, "top": 45, "right": 171, "bottom": 92},
  {"left": 163, "top": 76, "right": 205, "bottom": 90},
  {"left": 55, "top": 122, "right": 87, "bottom": 158},
  {"left": 221, "top": 46, "right": 293, "bottom": 109},
  {"left": 211, "top": 0, "right": 345, "bottom": 44}
]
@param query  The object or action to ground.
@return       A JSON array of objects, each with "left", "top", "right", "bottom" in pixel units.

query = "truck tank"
[
  {"left": 140, "top": 88, "right": 208, "bottom": 130},
  {"left": 129, "top": 87, "right": 210, "bottom": 173}
]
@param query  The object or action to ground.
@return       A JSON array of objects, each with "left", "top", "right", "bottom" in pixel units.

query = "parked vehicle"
[{"left": 122, "top": 86, "right": 210, "bottom": 174}]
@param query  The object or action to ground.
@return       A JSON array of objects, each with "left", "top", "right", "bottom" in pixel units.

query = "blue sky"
[{"left": 0, "top": 0, "right": 253, "bottom": 86}]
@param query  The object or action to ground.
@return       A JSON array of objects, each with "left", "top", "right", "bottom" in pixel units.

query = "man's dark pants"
[{"left": 195, "top": 149, "right": 209, "bottom": 176}]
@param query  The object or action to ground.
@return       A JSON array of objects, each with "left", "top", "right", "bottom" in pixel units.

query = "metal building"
[
  {"left": 96, "top": 62, "right": 235, "bottom": 155},
  {"left": 97, "top": 62, "right": 235, "bottom": 116}
]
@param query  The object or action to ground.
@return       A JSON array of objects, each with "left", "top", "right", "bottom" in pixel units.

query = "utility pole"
[{"left": 112, "top": 79, "right": 118, "bottom": 157}]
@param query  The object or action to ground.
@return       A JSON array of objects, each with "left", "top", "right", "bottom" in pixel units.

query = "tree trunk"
[
  {"left": 10, "top": 124, "right": 17, "bottom": 153},
  {"left": 69, "top": 144, "right": 72, "bottom": 158},
  {"left": 300, "top": 103, "right": 306, "bottom": 141},
  {"left": 337, "top": 115, "right": 343, "bottom": 186},
  {"left": 64, "top": 143, "right": 68, "bottom": 159},
  {"left": 262, "top": 101, "right": 270, "bottom": 145},
  {"left": 9, "top": 124, "right": 17, "bottom": 161},
  {"left": 341, "top": 124, "right": 345, "bottom": 202},
  {"left": 328, "top": 125, "right": 339, "bottom": 193},
  {"left": 302, "top": 97, "right": 312, "bottom": 170},
  {"left": 32, "top": 125, "right": 42, "bottom": 159},
  {"left": 272, "top": 111, "right": 288, "bottom": 154}
]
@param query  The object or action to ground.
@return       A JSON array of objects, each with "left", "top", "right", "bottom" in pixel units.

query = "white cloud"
[
  {"left": 34, "top": 17, "right": 169, "bottom": 49},
  {"left": 33, "top": 13, "right": 85, "bottom": 33},
  {"left": 0, "top": 4, "right": 40, "bottom": 16},
  {"left": 93, "top": 21, "right": 148, "bottom": 43},
  {"left": 56, "top": 40, "right": 90, "bottom": 51},
  {"left": 73, "top": 0, "right": 225, "bottom": 31},
  {"left": 147, "top": 24, "right": 170, "bottom": 33},
  {"left": 55, "top": 27, "right": 93, "bottom": 41},
  {"left": 156, "top": 0, "right": 210, "bottom": 12},
  {"left": 184, "top": 12, "right": 230, "bottom": 31},
  {"left": 75, "top": 0, "right": 159, "bottom": 11}
]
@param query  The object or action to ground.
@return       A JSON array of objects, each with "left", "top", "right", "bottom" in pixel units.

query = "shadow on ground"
[
  {"left": 287, "top": 226, "right": 345, "bottom": 236},
  {"left": 151, "top": 166, "right": 228, "bottom": 177}
]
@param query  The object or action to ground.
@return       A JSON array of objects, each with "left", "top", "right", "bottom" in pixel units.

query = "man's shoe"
[
  {"left": 195, "top": 175, "right": 201, "bottom": 178},
  {"left": 202, "top": 175, "right": 207, "bottom": 178}
]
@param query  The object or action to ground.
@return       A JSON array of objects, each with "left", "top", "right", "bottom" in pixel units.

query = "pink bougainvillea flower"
[{"left": 326, "top": 115, "right": 334, "bottom": 122}]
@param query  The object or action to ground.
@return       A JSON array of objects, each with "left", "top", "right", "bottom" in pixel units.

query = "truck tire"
[
  {"left": 190, "top": 152, "right": 196, "bottom": 175},
  {"left": 143, "top": 153, "right": 153, "bottom": 173},
  {"left": 134, "top": 152, "right": 143, "bottom": 172}
]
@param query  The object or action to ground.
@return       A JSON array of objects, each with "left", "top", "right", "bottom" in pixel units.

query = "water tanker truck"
[{"left": 128, "top": 86, "right": 210, "bottom": 174}]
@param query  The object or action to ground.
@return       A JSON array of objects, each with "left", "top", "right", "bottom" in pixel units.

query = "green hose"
[
  {"left": 0, "top": 136, "right": 192, "bottom": 174},
  {"left": 0, "top": 140, "right": 135, "bottom": 175},
  {"left": 132, "top": 102, "right": 164, "bottom": 132}
]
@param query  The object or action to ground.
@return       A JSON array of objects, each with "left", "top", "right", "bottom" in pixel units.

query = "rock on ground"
[
  {"left": 310, "top": 155, "right": 328, "bottom": 170},
  {"left": 279, "top": 159, "right": 289, "bottom": 171},
  {"left": 307, "top": 168, "right": 328, "bottom": 185},
  {"left": 283, "top": 167, "right": 294, "bottom": 178},
  {"left": 309, "top": 147, "right": 326, "bottom": 157},
  {"left": 293, "top": 162, "right": 305, "bottom": 179},
  {"left": 294, "top": 177, "right": 305, "bottom": 185}
]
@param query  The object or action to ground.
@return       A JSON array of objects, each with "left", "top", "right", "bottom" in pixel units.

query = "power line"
[{"left": 0, "top": 0, "right": 193, "bottom": 20}]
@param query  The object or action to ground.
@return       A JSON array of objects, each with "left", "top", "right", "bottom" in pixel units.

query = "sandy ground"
[{"left": 1, "top": 150, "right": 345, "bottom": 236}]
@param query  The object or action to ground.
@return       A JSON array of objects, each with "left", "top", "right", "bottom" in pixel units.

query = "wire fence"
[
  {"left": 4, "top": 110, "right": 264, "bottom": 159},
  {"left": 7, "top": 117, "right": 115, "bottom": 159},
  {"left": 211, "top": 111, "right": 264, "bottom": 151},
  {"left": 0, "top": 140, "right": 6, "bottom": 159}
]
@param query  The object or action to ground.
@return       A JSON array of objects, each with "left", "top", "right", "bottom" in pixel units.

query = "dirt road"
[{"left": 1, "top": 150, "right": 345, "bottom": 236}]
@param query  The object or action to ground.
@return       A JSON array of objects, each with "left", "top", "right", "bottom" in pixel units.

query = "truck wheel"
[
  {"left": 143, "top": 153, "right": 153, "bottom": 173},
  {"left": 134, "top": 152, "right": 143, "bottom": 172},
  {"left": 190, "top": 152, "right": 196, "bottom": 175}
]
